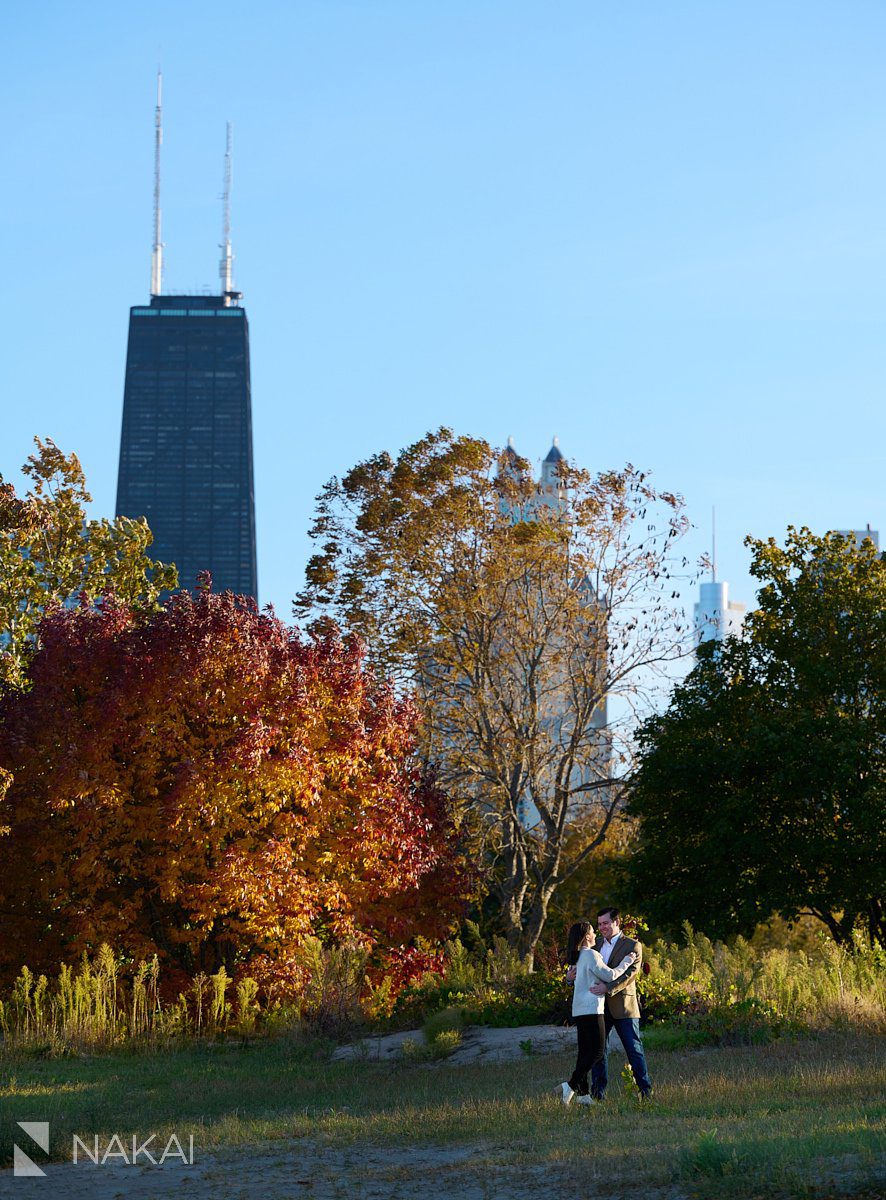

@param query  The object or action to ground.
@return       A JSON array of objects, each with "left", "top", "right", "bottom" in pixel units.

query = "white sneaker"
[
  {"left": 557, "top": 1082, "right": 575, "bottom": 1105},
  {"left": 576, "top": 1095, "right": 596, "bottom": 1106}
]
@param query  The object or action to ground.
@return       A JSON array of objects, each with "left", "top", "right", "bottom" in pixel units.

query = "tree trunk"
[
  {"left": 811, "top": 907, "right": 858, "bottom": 946},
  {"left": 517, "top": 889, "right": 555, "bottom": 966},
  {"left": 869, "top": 897, "right": 884, "bottom": 947},
  {"left": 496, "top": 837, "right": 530, "bottom": 953}
]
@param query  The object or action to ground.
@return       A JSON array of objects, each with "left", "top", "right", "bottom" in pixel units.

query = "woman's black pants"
[{"left": 568, "top": 1014, "right": 606, "bottom": 1096}]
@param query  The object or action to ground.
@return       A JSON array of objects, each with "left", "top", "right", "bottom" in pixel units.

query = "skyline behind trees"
[{"left": 296, "top": 427, "right": 699, "bottom": 959}]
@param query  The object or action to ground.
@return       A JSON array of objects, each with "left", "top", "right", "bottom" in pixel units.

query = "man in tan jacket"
[{"left": 588, "top": 907, "right": 653, "bottom": 1101}]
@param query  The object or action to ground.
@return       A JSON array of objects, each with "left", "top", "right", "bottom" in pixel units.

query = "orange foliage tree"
[{"left": 0, "top": 582, "right": 470, "bottom": 994}]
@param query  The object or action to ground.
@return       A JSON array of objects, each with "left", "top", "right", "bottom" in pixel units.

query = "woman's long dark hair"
[{"left": 566, "top": 920, "right": 593, "bottom": 966}]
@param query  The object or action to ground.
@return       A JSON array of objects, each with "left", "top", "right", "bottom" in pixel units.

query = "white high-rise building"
[
  {"left": 498, "top": 438, "right": 611, "bottom": 827},
  {"left": 694, "top": 509, "right": 746, "bottom": 649},
  {"left": 694, "top": 580, "right": 746, "bottom": 647},
  {"left": 838, "top": 525, "right": 879, "bottom": 550}
]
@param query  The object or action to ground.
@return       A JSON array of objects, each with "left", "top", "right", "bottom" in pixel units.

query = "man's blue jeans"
[{"left": 590, "top": 1014, "right": 652, "bottom": 1098}]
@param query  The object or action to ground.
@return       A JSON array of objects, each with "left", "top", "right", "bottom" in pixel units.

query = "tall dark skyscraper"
[
  {"left": 116, "top": 294, "right": 257, "bottom": 597},
  {"left": 116, "top": 78, "right": 258, "bottom": 599}
]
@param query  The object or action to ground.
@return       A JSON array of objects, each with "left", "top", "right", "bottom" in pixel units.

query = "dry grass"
[{"left": 1, "top": 1031, "right": 883, "bottom": 1197}]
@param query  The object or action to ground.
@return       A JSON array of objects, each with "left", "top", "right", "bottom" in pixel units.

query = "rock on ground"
[{"left": 331, "top": 1022, "right": 626, "bottom": 1065}]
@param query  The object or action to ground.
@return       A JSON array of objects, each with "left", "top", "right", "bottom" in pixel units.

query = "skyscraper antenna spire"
[
  {"left": 150, "top": 70, "right": 164, "bottom": 297},
  {"left": 219, "top": 122, "right": 234, "bottom": 300},
  {"left": 711, "top": 505, "right": 717, "bottom": 582}
]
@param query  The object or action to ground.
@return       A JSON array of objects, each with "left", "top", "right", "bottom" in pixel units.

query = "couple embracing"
[{"left": 557, "top": 907, "right": 653, "bottom": 1106}]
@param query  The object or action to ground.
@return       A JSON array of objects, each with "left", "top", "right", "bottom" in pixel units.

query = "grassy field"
[{"left": 1, "top": 1030, "right": 884, "bottom": 1198}]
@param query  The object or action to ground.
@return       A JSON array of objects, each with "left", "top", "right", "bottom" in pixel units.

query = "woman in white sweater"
[{"left": 557, "top": 920, "right": 637, "bottom": 1106}]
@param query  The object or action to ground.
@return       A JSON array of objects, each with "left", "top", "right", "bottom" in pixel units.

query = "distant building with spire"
[
  {"left": 115, "top": 75, "right": 257, "bottom": 599},
  {"left": 694, "top": 580, "right": 746, "bottom": 646},
  {"left": 838, "top": 525, "right": 879, "bottom": 551},
  {"left": 539, "top": 436, "right": 566, "bottom": 502},
  {"left": 694, "top": 509, "right": 745, "bottom": 648},
  {"left": 498, "top": 437, "right": 611, "bottom": 827}
]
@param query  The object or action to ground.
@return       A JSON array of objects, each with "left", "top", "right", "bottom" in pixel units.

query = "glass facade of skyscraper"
[{"left": 116, "top": 294, "right": 258, "bottom": 598}]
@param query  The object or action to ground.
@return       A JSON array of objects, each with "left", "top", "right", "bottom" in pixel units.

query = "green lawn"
[{"left": 1, "top": 1031, "right": 884, "bottom": 1198}]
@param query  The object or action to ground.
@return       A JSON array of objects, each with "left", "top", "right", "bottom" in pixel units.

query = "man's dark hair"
[{"left": 597, "top": 906, "right": 620, "bottom": 923}]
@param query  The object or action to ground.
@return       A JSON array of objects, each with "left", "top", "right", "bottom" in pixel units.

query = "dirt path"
[{"left": 0, "top": 1139, "right": 685, "bottom": 1200}]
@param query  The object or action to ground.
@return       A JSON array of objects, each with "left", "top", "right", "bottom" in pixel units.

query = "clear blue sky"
[{"left": 3, "top": 1, "right": 884, "bottom": 629}]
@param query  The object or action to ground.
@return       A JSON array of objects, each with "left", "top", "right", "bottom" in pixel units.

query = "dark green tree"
[{"left": 625, "top": 528, "right": 886, "bottom": 946}]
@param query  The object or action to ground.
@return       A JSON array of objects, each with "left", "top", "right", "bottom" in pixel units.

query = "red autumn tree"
[{"left": 0, "top": 583, "right": 470, "bottom": 993}]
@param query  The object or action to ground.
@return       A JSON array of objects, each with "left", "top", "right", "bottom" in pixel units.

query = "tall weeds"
[
  {"left": 298, "top": 936, "right": 368, "bottom": 1037},
  {"left": 647, "top": 924, "right": 886, "bottom": 1032},
  {"left": 0, "top": 946, "right": 254, "bottom": 1054},
  {"left": 1, "top": 925, "right": 883, "bottom": 1056}
]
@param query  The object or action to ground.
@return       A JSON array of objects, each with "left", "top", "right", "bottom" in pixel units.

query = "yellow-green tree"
[
  {"left": 296, "top": 428, "right": 694, "bottom": 960},
  {"left": 0, "top": 438, "right": 176, "bottom": 687}
]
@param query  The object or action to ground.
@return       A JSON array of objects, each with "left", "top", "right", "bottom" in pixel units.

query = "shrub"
[
  {"left": 401, "top": 1029, "right": 461, "bottom": 1062},
  {"left": 462, "top": 973, "right": 569, "bottom": 1027},
  {"left": 636, "top": 973, "right": 698, "bottom": 1023},
  {"left": 298, "top": 938, "right": 368, "bottom": 1039},
  {"left": 388, "top": 964, "right": 570, "bottom": 1030},
  {"left": 677, "top": 997, "right": 798, "bottom": 1047},
  {"left": 423, "top": 1006, "right": 464, "bottom": 1042}
]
